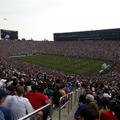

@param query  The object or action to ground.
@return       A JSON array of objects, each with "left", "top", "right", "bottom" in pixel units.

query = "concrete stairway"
[{"left": 52, "top": 102, "right": 78, "bottom": 120}]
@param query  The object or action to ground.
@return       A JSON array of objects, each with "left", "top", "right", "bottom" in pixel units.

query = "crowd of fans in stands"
[
  {"left": 0, "top": 40, "right": 120, "bottom": 61},
  {"left": 0, "top": 40, "right": 120, "bottom": 120},
  {"left": 0, "top": 58, "right": 74, "bottom": 120},
  {"left": 74, "top": 78, "right": 120, "bottom": 120}
]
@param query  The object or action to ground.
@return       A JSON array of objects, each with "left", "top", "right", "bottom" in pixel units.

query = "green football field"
[{"left": 15, "top": 54, "right": 113, "bottom": 75}]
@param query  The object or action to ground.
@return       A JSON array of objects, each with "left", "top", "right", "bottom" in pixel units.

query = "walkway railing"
[
  {"left": 59, "top": 92, "right": 73, "bottom": 120},
  {"left": 58, "top": 87, "right": 81, "bottom": 120},
  {"left": 18, "top": 87, "right": 81, "bottom": 120},
  {"left": 18, "top": 103, "right": 51, "bottom": 120}
]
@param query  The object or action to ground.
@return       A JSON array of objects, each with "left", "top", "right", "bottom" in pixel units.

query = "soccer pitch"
[{"left": 15, "top": 54, "right": 113, "bottom": 75}]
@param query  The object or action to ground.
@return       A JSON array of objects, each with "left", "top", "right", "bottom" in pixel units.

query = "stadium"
[{"left": 0, "top": 28, "right": 120, "bottom": 120}]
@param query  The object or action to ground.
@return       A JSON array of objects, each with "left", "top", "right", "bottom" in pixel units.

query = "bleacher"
[{"left": 0, "top": 40, "right": 120, "bottom": 120}]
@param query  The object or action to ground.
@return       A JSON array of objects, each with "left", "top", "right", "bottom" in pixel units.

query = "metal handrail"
[
  {"left": 74, "top": 87, "right": 82, "bottom": 104},
  {"left": 18, "top": 87, "right": 81, "bottom": 120},
  {"left": 59, "top": 94, "right": 69, "bottom": 120},
  {"left": 59, "top": 91, "right": 74, "bottom": 120},
  {"left": 68, "top": 92, "right": 73, "bottom": 110},
  {"left": 18, "top": 103, "right": 51, "bottom": 120}
]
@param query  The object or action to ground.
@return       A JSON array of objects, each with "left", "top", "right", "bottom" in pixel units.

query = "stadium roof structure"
[{"left": 54, "top": 28, "right": 120, "bottom": 41}]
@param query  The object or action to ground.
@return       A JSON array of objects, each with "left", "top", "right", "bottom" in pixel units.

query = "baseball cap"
[{"left": 0, "top": 89, "right": 10, "bottom": 97}]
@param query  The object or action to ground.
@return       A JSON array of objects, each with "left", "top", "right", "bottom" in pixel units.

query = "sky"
[{"left": 0, "top": 0, "right": 120, "bottom": 40}]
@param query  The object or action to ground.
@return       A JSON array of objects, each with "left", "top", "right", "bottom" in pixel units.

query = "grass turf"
[{"left": 15, "top": 54, "right": 113, "bottom": 75}]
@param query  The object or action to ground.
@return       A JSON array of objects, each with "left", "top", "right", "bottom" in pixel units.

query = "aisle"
[{"left": 52, "top": 103, "right": 78, "bottom": 120}]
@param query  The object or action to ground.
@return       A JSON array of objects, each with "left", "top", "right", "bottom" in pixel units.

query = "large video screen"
[{"left": 1, "top": 29, "right": 18, "bottom": 40}]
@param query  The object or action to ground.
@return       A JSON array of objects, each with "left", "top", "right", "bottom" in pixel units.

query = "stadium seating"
[{"left": 0, "top": 40, "right": 120, "bottom": 120}]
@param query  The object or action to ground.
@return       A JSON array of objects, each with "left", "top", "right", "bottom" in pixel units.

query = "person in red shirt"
[
  {"left": 25, "top": 85, "right": 50, "bottom": 120},
  {"left": 100, "top": 101, "right": 117, "bottom": 120},
  {"left": 100, "top": 111, "right": 117, "bottom": 120},
  {"left": 25, "top": 85, "right": 48, "bottom": 110}
]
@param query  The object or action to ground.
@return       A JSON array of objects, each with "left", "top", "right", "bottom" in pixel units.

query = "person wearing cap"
[{"left": 0, "top": 88, "right": 13, "bottom": 120}]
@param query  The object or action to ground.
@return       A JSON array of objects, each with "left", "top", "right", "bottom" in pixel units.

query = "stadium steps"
[{"left": 52, "top": 103, "right": 78, "bottom": 120}]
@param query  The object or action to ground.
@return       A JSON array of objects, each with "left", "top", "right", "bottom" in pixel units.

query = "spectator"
[
  {"left": 25, "top": 85, "right": 49, "bottom": 110},
  {"left": 44, "top": 83, "right": 54, "bottom": 98},
  {"left": 98, "top": 97, "right": 109, "bottom": 118},
  {"left": 74, "top": 94, "right": 87, "bottom": 119},
  {"left": 79, "top": 107, "right": 98, "bottom": 120},
  {"left": 25, "top": 85, "right": 50, "bottom": 120},
  {"left": 0, "top": 88, "right": 13, "bottom": 120},
  {"left": 3, "top": 86, "right": 33, "bottom": 120},
  {"left": 113, "top": 104, "right": 120, "bottom": 120},
  {"left": 52, "top": 85, "right": 62, "bottom": 107}
]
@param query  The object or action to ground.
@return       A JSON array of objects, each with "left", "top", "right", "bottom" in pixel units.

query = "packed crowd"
[
  {"left": 0, "top": 57, "right": 120, "bottom": 120},
  {"left": 0, "top": 40, "right": 120, "bottom": 61},
  {"left": 0, "top": 58, "right": 74, "bottom": 120},
  {"left": 74, "top": 78, "right": 120, "bottom": 120},
  {"left": 0, "top": 40, "right": 120, "bottom": 120}
]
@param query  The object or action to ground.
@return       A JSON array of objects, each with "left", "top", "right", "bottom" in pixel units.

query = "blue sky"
[{"left": 0, "top": 0, "right": 120, "bottom": 40}]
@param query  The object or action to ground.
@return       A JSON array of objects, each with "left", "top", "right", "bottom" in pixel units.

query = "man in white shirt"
[{"left": 2, "top": 86, "right": 33, "bottom": 120}]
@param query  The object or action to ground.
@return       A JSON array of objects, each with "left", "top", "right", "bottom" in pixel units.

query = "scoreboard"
[{"left": 0, "top": 29, "right": 18, "bottom": 40}]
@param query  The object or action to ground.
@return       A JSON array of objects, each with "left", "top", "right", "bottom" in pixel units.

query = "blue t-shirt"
[
  {"left": 74, "top": 103, "right": 87, "bottom": 118},
  {"left": 0, "top": 106, "right": 12, "bottom": 120}
]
